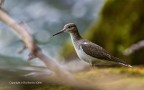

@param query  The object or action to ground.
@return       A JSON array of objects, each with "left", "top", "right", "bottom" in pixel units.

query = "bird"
[{"left": 52, "top": 23, "right": 132, "bottom": 67}]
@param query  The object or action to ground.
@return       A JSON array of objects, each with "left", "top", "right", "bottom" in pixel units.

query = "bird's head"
[{"left": 53, "top": 23, "right": 77, "bottom": 36}]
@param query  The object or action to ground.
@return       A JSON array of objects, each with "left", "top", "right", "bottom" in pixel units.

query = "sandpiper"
[{"left": 53, "top": 23, "right": 132, "bottom": 67}]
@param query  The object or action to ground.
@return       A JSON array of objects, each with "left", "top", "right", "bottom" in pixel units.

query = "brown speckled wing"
[{"left": 81, "top": 41, "right": 127, "bottom": 64}]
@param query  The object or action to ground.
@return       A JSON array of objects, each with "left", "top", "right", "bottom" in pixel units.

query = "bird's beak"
[{"left": 52, "top": 29, "right": 66, "bottom": 36}]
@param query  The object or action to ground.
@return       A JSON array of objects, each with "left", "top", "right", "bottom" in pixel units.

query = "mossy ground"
[
  {"left": 0, "top": 66, "right": 144, "bottom": 90},
  {"left": 75, "top": 66, "right": 144, "bottom": 90}
]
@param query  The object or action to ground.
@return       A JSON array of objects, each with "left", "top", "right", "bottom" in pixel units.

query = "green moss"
[
  {"left": 107, "top": 66, "right": 144, "bottom": 77},
  {"left": 33, "top": 86, "right": 71, "bottom": 90}
]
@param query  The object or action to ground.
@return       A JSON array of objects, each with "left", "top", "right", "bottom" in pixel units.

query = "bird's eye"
[{"left": 68, "top": 26, "right": 71, "bottom": 28}]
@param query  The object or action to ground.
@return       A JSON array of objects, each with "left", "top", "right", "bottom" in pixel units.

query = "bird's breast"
[{"left": 73, "top": 43, "right": 96, "bottom": 63}]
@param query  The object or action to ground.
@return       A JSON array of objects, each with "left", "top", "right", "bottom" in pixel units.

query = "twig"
[
  {"left": 124, "top": 40, "right": 144, "bottom": 55},
  {"left": 0, "top": 0, "right": 4, "bottom": 7},
  {"left": 0, "top": 9, "right": 74, "bottom": 80}
]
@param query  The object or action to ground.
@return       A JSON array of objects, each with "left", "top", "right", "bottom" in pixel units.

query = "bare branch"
[
  {"left": 18, "top": 45, "right": 26, "bottom": 54},
  {"left": 124, "top": 40, "right": 144, "bottom": 55},
  {"left": 0, "top": 0, "right": 4, "bottom": 7},
  {"left": 0, "top": 9, "right": 74, "bottom": 81}
]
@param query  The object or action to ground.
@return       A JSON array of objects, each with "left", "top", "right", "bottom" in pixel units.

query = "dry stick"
[
  {"left": 0, "top": 0, "right": 4, "bottom": 7},
  {"left": 124, "top": 40, "right": 144, "bottom": 55},
  {"left": 0, "top": 9, "right": 74, "bottom": 81}
]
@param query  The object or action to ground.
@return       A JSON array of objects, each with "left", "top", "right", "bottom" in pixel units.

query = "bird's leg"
[{"left": 89, "top": 61, "right": 95, "bottom": 70}]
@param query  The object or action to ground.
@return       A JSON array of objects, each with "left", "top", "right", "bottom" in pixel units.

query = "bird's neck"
[
  {"left": 69, "top": 30, "right": 82, "bottom": 41},
  {"left": 70, "top": 30, "right": 82, "bottom": 51}
]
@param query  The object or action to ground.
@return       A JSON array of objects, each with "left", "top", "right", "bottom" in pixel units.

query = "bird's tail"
[
  {"left": 118, "top": 62, "right": 132, "bottom": 68},
  {"left": 111, "top": 56, "right": 132, "bottom": 68}
]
